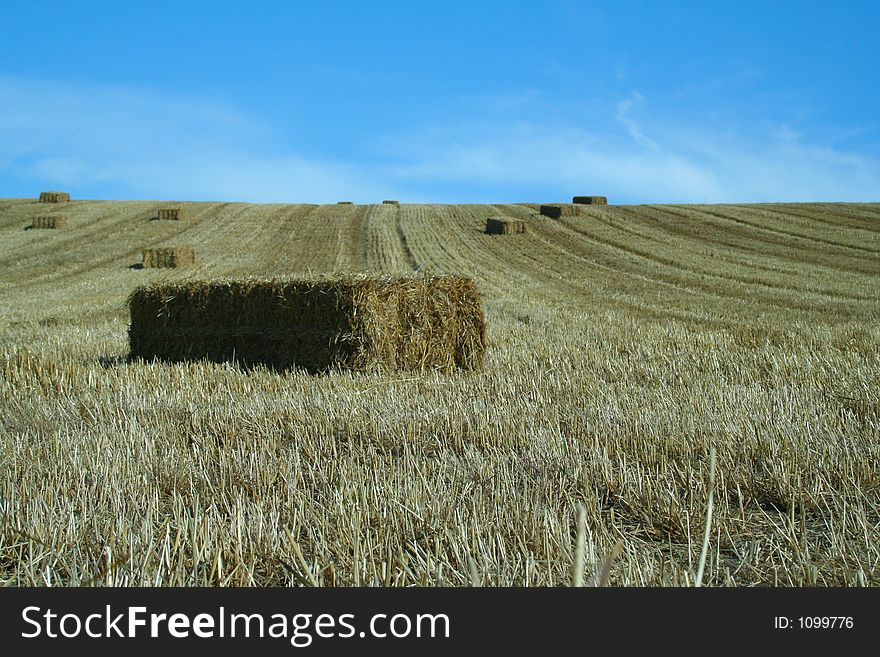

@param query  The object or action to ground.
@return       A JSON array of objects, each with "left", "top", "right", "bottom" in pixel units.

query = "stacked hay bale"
[
  {"left": 572, "top": 196, "right": 608, "bottom": 205},
  {"left": 128, "top": 275, "right": 486, "bottom": 372},
  {"left": 337, "top": 201, "right": 354, "bottom": 205},
  {"left": 39, "top": 192, "right": 70, "bottom": 203},
  {"left": 485, "top": 217, "right": 526, "bottom": 235},
  {"left": 158, "top": 207, "right": 185, "bottom": 221},
  {"left": 142, "top": 246, "right": 195, "bottom": 268},
  {"left": 31, "top": 215, "right": 67, "bottom": 229},
  {"left": 383, "top": 200, "right": 400, "bottom": 205},
  {"left": 539, "top": 204, "right": 582, "bottom": 219}
]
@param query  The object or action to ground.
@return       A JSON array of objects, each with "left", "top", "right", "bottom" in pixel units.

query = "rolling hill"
[{"left": 1, "top": 198, "right": 877, "bottom": 585}]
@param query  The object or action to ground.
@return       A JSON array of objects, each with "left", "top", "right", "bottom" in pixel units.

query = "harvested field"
[
  {"left": 38, "top": 191, "right": 70, "bottom": 203},
  {"left": 0, "top": 198, "right": 878, "bottom": 587},
  {"left": 142, "top": 245, "right": 195, "bottom": 268},
  {"left": 573, "top": 196, "right": 608, "bottom": 205},
  {"left": 158, "top": 207, "right": 185, "bottom": 221},
  {"left": 30, "top": 215, "right": 67, "bottom": 229},
  {"left": 128, "top": 275, "right": 486, "bottom": 372},
  {"left": 486, "top": 216, "right": 526, "bottom": 235}
]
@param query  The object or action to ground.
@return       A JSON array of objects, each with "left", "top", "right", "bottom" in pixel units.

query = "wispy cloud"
[
  {"left": 379, "top": 93, "right": 880, "bottom": 203},
  {"left": 1, "top": 77, "right": 878, "bottom": 204},
  {"left": 615, "top": 92, "right": 659, "bottom": 150},
  {"left": 0, "top": 78, "right": 385, "bottom": 202}
]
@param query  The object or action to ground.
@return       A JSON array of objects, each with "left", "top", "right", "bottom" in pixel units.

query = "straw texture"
[
  {"left": 128, "top": 275, "right": 486, "bottom": 372},
  {"left": 142, "top": 246, "right": 195, "bottom": 268},
  {"left": 38, "top": 192, "right": 70, "bottom": 203},
  {"left": 31, "top": 215, "right": 67, "bottom": 229},
  {"left": 486, "top": 217, "right": 526, "bottom": 235}
]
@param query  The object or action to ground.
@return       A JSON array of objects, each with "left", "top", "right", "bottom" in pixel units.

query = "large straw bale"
[
  {"left": 128, "top": 275, "right": 486, "bottom": 373},
  {"left": 39, "top": 191, "right": 70, "bottom": 203},
  {"left": 31, "top": 215, "right": 67, "bottom": 229},
  {"left": 142, "top": 246, "right": 195, "bottom": 268},
  {"left": 337, "top": 201, "right": 354, "bottom": 204},
  {"left": 572, "top": 196, "right": 608, "bottom": 205},
  {"left": 158, "top": 207, "right": 185, "bottom": 221},
  {"left": 383, "top": 200, "right": 400, "bottom": 205},
  {"left": 485, "top": 217, "right": 526, "bottom": 235}
]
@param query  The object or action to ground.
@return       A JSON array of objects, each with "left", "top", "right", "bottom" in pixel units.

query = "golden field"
[{"left": 0, "top": 198, "right": 877, "bottom": 585}]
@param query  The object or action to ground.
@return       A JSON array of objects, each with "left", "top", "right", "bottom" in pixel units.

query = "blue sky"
[{"left": 1, "top": 0, "right": 878, "bottom": 203}]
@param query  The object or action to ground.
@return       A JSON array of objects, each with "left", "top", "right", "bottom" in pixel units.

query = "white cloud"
[
  {"left": 379, "top": 99, "right": 880, "bottom": 203},
  {"left": 1, "top": 78, "right": 878, "bottom": 204},
  {"left": 615, "top": 92, "right": 659, "bottom": 150},
  {"left": 0, "top": 77, "right": 385, "bottom": 202}
]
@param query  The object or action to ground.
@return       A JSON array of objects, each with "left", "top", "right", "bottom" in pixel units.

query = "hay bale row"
[
  {"left": 486, "top": 217, "right": 526, "bottom": 235},
  {"left": 128, "top": 275, "right": 486, "bottom": 373},
  {"left": 539, "top": 204, "right": 582, "bottom": 219},
  {"left": 572, "top": 196, "right": 608, "bottom": 205},
  {"left": 142, "top": 246, "right": 195, "bottom": 268},
  {"left": 31, "top": 215, "right": 67, "bottom": 229},
  {"left": 158, "top": 207, "right": 185, "bottom": 221},
  {"left": 39, "top": 191, "right": 70, "bottom": 203},
  {"left": 383, "top": 200, "right": 400, "bottom": 205}
]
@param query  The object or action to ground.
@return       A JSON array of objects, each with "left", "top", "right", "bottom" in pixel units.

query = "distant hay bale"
[
  {"left": 337, "top": 201, "right": 354, "bottom": 204},
  {"left": 127, "top": 275, "right": 486, "bottom": 373},
  {"left": 486, "top": 217, "right": 526, "bottom": 235},
  {"left": 157, "top": 207, "right": 185, "bottom": 221},
  {"left": 572, "top": 196, "right": 608, "bottom": 205},
  {"left": 383, "top": 200, "right": 400, "bottom": 205},
  {"left": 38, "top": 192, "right": 70, "bottom": 203},
  {"left": 142, "top": 246, "right": 195, "bottom": 269},
  {"left": 31, "top": 215, "right": 67, "bottom": 229},
  {"left": 539, "top": 204, "right": 581, "bottom": 219}
]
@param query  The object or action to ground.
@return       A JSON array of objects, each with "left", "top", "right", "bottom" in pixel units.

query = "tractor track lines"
[
  {"left": 1, "top": 200, "right": 877, "bottom": 329},
  {"left": 646, "top": 205, "right": 878, "bottom": 277},
  {"left": 554, "top": 208, "right": 874, "bottom": 303},
  {"left": 673, "top": 205, "right": 880, "bottom": 256}
]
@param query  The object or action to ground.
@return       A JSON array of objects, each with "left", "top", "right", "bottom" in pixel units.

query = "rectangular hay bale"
[
  {"left": 38, "top": 191, "right": 70, "bottom": 203},
  {"left": 158, "top": 207, "right": 185, "bottom": 221},
  {"left": 573, "top": 196, "right": 608, "bottom": 205},
  {"left": 142, "top": 246, "right": 195, "bottom": 268},
  {"left": 485, "top": 217, "right": 526, "bottom": 235},
  {"left": 31, "top": 215, "right": 67, "bottom": 229},
  {"left": 337, "top": 201, "right": 354, "bottom": 204},
  {"left": 539, "top": 204, "right": 581, "bottom": 218},
  {"left": 127, "top": 275, "right": 487, "bottom": 372},
  {"left": 382, "top": 199, "right": 400, "bottom": 204}
]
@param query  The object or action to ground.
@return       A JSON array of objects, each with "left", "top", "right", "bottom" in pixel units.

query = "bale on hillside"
[
  {"left": 127, "top": 275, "right": 486, "bottom": 373},
  {"left": 337, "top": 201, "right": 354, "bottom": 205},
  {"left": 486, "top": 217, "right": 526, "bottom": 235},
  {"left": 31, "top": 215, "right": 67, "bottom": 229},
  {"left": 39, "top": 192, "right": 70, "bottom": 203},
  {"left": 158, "top": 207, "right": 185, "bottom": 221},
  {"left": 383, "top": 200, "right": 400, "bottom": 205},
  {"left": 539, "top": 204, "right": 582, "bottom": 219},
  {"left": 142, "top": 246, "right": 195, "bottom": 269},
  {"left": 572, "top": 196, "right": 608, "bottom": 205}
]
